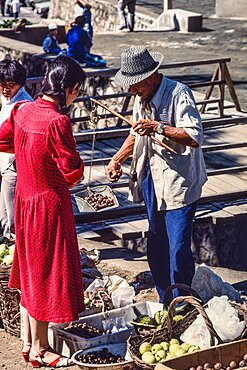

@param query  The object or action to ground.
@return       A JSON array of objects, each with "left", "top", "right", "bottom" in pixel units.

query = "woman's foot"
[
  {"left": 29, "top": 347, "right": 74, "bottom": 368},
  {"left": 22, "top": 343, "right": 31, "bottom": 362}
]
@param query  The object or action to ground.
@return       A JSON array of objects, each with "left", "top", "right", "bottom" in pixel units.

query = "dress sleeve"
[
  {"left": 47, "top": 115, "right": 84, "bottom": 184},
  {"left": 0, "top": 113, "right": 15, "bottom": 153}
]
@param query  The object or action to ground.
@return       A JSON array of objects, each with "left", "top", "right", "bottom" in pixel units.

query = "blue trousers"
[{"left": 142, "top": 164, "right": 197, "bottom": 303}]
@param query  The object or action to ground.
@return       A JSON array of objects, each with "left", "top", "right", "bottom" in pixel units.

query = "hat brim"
[{"left": 114, "top": 51, "right": 164, "bottom": 88}]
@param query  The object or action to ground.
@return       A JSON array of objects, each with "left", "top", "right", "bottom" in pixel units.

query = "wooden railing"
[{"left": 25, "top": 57, "right": 241, "bottom": 124}]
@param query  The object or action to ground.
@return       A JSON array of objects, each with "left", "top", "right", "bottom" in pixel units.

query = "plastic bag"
[
  {"left": 191, "top": 265, "right": 242, "bottom": 304},
  {"left": 180, "top": 295, "right": 245, "bottom": 348},
  {"left": 85, "top": 275, "right": 135, "bottom": 308}
]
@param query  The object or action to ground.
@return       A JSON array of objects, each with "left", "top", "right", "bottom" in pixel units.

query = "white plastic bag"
[
  {"left": 85, "top": 275, "right": 135, "bottom": 308},
  {"left": 180, "top": 295, "right": 245, "bottom": 348}
]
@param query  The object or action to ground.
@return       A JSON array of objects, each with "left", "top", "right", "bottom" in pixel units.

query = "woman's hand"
[
  {"left": 106, "top": 158, "right": 122, "bottom": 182},
  {"left": 132, "top": 119, "right": 159, "bottom": 136}
]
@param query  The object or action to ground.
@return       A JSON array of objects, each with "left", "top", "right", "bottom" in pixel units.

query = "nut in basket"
[{"left": 75, "top": 186, "right": 119, "bottom": 213}]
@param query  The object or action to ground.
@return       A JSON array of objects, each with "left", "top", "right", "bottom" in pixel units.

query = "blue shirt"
[
  {"left": 42, "top": 34, "right": 62, "bottom": 54},
  {"left": 66, "top": 25, "right": 92, "bottom": 63}
]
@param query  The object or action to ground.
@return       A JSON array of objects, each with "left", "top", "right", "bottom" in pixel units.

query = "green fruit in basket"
[
  {"left": 139, "top": 315, "right": 154, "bottom": 326},
  {"left": 139, "top": 342, "right": 152, "bottom": 355},
  {"left": 0, "top": 243, "right": 7, "bottom": 257},
  {"left": 174, "top": 348, "right": 186, "bottom": 357},
  {"left": 141, "top": 352, "right": 155, "bottom": 364},
  {"left": 8, "top": 245, "right": 15, "bottom": 255},
  {"left": 187, "top": 345, "right": 200, "bottom": 353},
  {"left": 181, "top": 342, "right": 191, "bottom": 352},
  {"left": 173, "top": 315, "right": 184, "bottom": 323},
  {"left": 160, "top": 342, "right": 169, "bottom": 351},
  {"left": 154, "top": 310, "right": 168, "bottom": 325},
  {"left": 151, "top": 343, "right": 163, "bottom": 354},
  {"left": 170, "top": 338, "right": 179, "bottom": 345},
  {"left": 2, "top": 254, "right": 13, "bottom": 265},
  {"left": 166, "top": 353, "right": 175, "bottom": 360},
  {"left": 169, "top": 344, "right": 180, "bottom": 355},
  {"left": 155, "top": 350, "right": 166, "bottom": 362}
]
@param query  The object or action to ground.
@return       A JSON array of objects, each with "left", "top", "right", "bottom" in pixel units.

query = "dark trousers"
[{"left": 142, "top": 164, "right": 196, "bottom": 303}]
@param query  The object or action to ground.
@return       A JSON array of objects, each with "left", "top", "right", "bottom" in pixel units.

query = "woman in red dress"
[{"left": 0, "top": 56, "right": 86, "bottom": 368}]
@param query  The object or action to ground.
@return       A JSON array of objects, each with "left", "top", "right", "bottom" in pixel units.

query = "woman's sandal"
[
  {"left": 22, "top": 342, "right": 32, "bottom": 362},
  {"left": 30, "top": 347, "right": 74, "bottom": 368}
]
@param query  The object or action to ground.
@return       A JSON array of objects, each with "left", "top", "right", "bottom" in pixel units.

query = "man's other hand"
[{"left": 106, "top": 158, "right": 122, "bottom": 182}]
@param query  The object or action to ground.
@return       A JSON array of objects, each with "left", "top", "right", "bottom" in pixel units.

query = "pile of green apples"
[
  {"left": 0, "top": 243, "right": 15, "bottom": 265},
  {"left": 139, "top": 338, "right": 200, "bottom": 364}
]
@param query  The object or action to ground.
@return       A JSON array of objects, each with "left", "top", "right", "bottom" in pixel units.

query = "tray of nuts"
[
  {"left": 74, "top": 186, "right": 119, "bottom": 213},
  {"left": 72, "top": 342, "right": 134, "bottom": 370}
]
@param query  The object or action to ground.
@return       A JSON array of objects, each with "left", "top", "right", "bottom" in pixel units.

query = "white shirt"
[
  {"left": 0, "top": 86, "right": 32, "bottom": 174},
  {"left": 12, "top": 0, "right": 20, "bottom": 13},
  {"left": 129, "top": 76, "right": 207, "bottom": 210}
]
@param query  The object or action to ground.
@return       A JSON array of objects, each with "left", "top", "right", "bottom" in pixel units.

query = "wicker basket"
[
  {"left": 127, "top": 296, "right": 223, "bottom": 370},
  {"left": 0, "top": 264, "right": 20, "bottom": 337}
]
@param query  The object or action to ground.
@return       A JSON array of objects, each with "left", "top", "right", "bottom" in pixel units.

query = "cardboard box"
[{"left": 154, "top": 339, "right": 247, "bottom": 370}]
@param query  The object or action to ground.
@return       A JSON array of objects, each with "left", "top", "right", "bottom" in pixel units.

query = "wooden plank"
[{"left": 105, "top": 220, "right": 143, "bottom": 239}]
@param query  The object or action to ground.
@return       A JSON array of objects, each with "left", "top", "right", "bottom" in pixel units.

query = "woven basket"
[
  {"left": 0, "top": 264, "right": 20, "bottom": 337},
  {"left": 127, "top": 296, "right": 223, "bottom": 370}
]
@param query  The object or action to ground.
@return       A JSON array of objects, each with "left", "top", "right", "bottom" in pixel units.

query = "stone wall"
[
  {"left": 49, "top": 0, "right": 154, "bottom": 31},
  {"left": 215, "top": 0, "right": 247, "bottom": 18},
  {"left": 0, "top": 36, "right": 47, "bottom": 76}
]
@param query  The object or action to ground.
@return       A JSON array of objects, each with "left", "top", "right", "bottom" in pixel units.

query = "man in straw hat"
[{"left": 106, "top": 46, "right": 207, "bottom": 302}]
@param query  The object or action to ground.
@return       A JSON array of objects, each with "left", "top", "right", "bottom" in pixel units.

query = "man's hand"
[
  {"left": 132, "top": 119, "right": 159, "bottom": 136},
  {"left": 106, "top": 158, "right": 122, "bottom": 182}
]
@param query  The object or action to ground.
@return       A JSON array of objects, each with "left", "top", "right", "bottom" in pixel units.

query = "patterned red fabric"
[{"left": 0, "top": 98, "right": 85, "bottom": 323}]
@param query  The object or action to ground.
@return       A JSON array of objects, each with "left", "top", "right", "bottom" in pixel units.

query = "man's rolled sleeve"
[{"left": 175, "top": 89, "right": 204, "bottom": 146}]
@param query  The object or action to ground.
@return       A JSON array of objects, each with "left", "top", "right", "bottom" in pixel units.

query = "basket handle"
[
  {"left": 163, "top": 283, "right": 202, "bottom": 306},
  {"left": 166, "top": 296, "right": 223, "bottom": 346}
]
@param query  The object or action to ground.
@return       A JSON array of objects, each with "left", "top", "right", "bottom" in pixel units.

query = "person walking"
[
  {"left": 0, "top": 55, "right": 86, "bottom": 368},
  {"left": 117, "top": 0, "right": 136, "bottom": 32},
  {"left": 0, "top": 0, "right": 6, "bottom": 16},
  {"left": 0, "top": 59, "right": 33, "bottom": 241},
  {"left": 106, "top": 46, "right": 207, "bottom": 302}
]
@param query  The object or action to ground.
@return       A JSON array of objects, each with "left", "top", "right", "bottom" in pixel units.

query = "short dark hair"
[
  {"left": 75, "top": 15, "right": 86, "bottom": 27},
  {"left": 41, "top": 55, "right": 86, "bottom": 113},
  {"left": 0, "top": 59, "right": 27, "bottom": 86}
]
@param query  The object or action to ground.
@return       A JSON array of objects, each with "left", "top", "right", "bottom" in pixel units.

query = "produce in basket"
[
  {"left": 0, "top": 243, "right": 15, "bottom": 265},
  {"left": 127, "top": 296, "right": 223, "bottom": 370},
  {"left": 139, "top": 338, "right": 200, "bottom": 364},
  {"left": 63, "top": 322, "right": 109, "bottom": 338},
  {"left": 131, "top": 308, "right": 185, "bottom": 334},
  {"left": 76, "top": 347, "right": 125, "bottom": 364}
]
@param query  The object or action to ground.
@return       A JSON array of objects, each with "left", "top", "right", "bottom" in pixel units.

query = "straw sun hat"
[{"left": 114, "top": 46, "right": 164, "bottom": 88}]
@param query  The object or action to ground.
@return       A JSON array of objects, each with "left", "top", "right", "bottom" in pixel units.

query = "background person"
[
  {"left": 0, "top": 0, "right": 6, "bottom": 16},
  {"left": 13, "top": 18, "right": 28, "bottom": 32},
  {"left": 106, "top": 46, "right": 207, "bottom": 302},
  {"left": 0, "top": 59, "right": 33, "bottom": 241},
  {"left": 74, "top": 0, "right": 93, "bottom": 40},
  {"left": 67, "top": 15, "right": 106, "bottom": 67},
  {"left": 42, "top": 23, "right": 62, "bottom": 54},
  {"left": 12, "top": 0, "right": 20, "bottom": 18},
  {"left": 0, "top": 55, "right": 86, "bottom": 368},
  {"left": 117, "top": 0, "right": 136, "bottom": 32}
]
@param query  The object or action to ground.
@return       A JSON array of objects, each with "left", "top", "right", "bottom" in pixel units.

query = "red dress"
[{"left": 0, "top": 98, "right": 85, "bottom": 323}]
